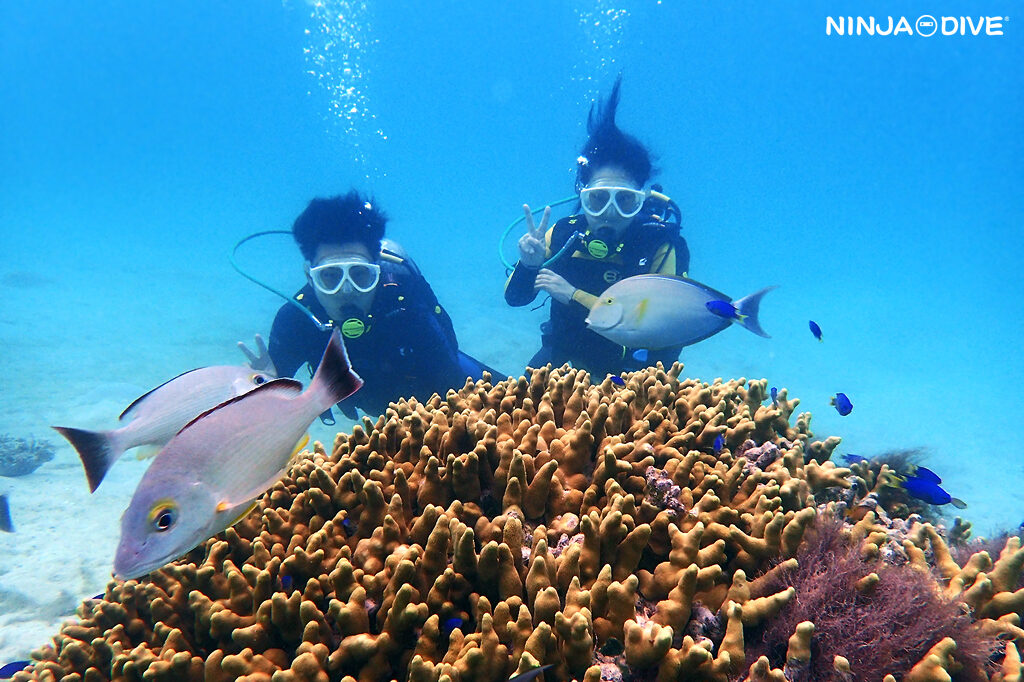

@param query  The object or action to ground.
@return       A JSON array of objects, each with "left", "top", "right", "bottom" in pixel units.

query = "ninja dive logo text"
[{"left": 825, "top": 15, "right": 1007, "bottom": 36}]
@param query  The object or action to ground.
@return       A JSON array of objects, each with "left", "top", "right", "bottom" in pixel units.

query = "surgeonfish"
[
  {"left": 809, "top": 320, "right": 823, "bottom": 341},
  {"left": 54, "top": 366, "right": 275, "bottom": 492},
  {"left": 113, "top": 330, "right": 362, "bottom": 580},
  {"left": 0, "top": 494, "right": 13, "bottom": 533},
  {"left": 585, "top": 275, "right": 775, "bottom": 350}
]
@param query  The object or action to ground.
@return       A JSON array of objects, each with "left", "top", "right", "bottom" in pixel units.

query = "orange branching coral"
[{"left": 11, "top": 366, "right": 1022, "bottom": 682}]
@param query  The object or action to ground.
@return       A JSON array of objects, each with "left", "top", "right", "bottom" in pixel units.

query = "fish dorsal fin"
[
  {"left": 176, "top": 378, "right": 304, "bottom": 436},
  {"left": 641, "top": 273, "right": 734, "bottom": 301},
  {"left": 119, "top": 368, "right": 210, "bottom": 422}
]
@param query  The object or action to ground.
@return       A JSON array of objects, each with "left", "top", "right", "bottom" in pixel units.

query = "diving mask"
[
  {"left": 580, "top": 186, "right": 646, "bottom": 219},
  {"left": 307, "top": 259, "right": 381, "bottom": 294}
]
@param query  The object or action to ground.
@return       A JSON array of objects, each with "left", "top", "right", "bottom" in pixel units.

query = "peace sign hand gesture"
[{"left": 518, "top": 204, "right": 551, "bottom": 268}]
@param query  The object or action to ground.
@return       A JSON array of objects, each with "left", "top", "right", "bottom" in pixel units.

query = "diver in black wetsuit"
[
  {"left": 239, "top": 191, "right": 499, "bottom": 420},
  {"left": 504, "top": 76, "right": 690, "bottom": 377}
]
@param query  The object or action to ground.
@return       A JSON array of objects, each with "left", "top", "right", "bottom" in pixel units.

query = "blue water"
[{"left": 0, "top": 0, "right": 1021, "bottom": 663}]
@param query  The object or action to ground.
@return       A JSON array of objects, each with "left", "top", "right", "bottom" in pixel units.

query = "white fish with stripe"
[
  {"left": 586, "top": 274, "right": 776, "bottom": 350},
  {"left": 113, "top": 330, "right": 361, "bottom": 580},
  {"left": 54, "top": 366, "right": 275, "bottom": 492}
]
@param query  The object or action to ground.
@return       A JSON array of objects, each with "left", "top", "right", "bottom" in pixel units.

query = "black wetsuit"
[
  {"left": 505, "top": 213, "right": 690, "bottom": 377},
  {"left": 269, "top": 256, "right": 495, "bottom": 419}
]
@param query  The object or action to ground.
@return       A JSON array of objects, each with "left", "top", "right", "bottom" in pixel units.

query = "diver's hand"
[
  {"left": 518, "top": 204, "right": 551, "bottom": 268},
  {"left": 535, "top": 269, "right": 576, "bottom": 305},
  {"left": 237, "top": 334, "right": 278, "bottom": 376}
]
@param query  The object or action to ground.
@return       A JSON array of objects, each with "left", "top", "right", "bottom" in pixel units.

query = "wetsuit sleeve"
[
  {"left": 571, "top": 289, "right": 599, "bottom": 310},
  {"left": 504, "top": 227, "right": 554, "bottom": 307}
]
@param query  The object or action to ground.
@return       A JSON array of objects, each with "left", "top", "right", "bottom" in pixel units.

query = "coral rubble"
[
  {"left": 11, "top": 365, "right": 1024, "bottom": 681},
  {"left": 0, "top": 434, "right": 55, "bottom": 477}
]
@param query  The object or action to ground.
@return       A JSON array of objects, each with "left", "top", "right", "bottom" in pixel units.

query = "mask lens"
[
  {"left": 582, "top": 188, "right": 611, "bottom": 214},
  {"left": 314, "top": 265, "right": 345, "bottom": 292},
  {"left": 348, "top": 263, "right": 379, "bottom": 291},
  {"left": 614, "top": 189, "right": 643, "bottom": 216}
]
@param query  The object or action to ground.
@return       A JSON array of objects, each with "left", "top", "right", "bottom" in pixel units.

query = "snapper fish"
[
  {"left": 54, "top": 366, "right": 274, "bottom": 492},
  {"left": 113, "top": 330, "right": 362, "bottom": 580},
  {"left": 585, "top": 275, "right": 776, "bottom": 350}
]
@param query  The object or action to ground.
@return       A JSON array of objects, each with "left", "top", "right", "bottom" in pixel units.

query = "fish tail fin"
[
  {"left": 309, "top": 329, "right": 363, "bottom": 410},
  {"left": 733, "top": 286, "right": 778, "bottom": 338},
  {"left": 52, "top": 426, "right": 122, "bottom": 493},
  {"left": 0, "top": 494, "right": 13, "bottom": 532}
]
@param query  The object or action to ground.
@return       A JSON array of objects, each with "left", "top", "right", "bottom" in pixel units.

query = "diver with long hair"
[{"left": 505, "top": 76, "right": 691, "bottom": 376}]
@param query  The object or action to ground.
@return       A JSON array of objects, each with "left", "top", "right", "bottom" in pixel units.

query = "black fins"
[
  {"left": 0, "top": 494, "right": 13, "bottom": 533},
  {"left": 52, "top": 426, "right": 116, "bottom": 493}
]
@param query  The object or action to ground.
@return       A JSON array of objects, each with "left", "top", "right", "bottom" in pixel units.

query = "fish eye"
[
  {"left": 603, "top": 297, "right": 614, "bottom": 304},
  {"left": 253, "top": 374, "right": 268, "bottom": 385},
  {"left": 148, "top": 503, "right": 178, "bottom": 532}
]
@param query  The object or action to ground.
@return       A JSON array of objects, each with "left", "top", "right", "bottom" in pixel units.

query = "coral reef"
[
  {"left": 10, "top": 366, "right": 1024, "bottom": 681},
  {"left": 0, "top": 435, "right": 55, "bottom": 477}
]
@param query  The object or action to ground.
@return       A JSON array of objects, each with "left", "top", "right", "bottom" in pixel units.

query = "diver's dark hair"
[
  {"left": 292, "top": 190, "right": 387, "bottom": 262},
  {"left": 576, "top": 75, "right": 653, "bottom": 190}
]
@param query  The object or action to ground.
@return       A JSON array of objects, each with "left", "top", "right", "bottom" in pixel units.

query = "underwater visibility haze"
[{"left": 0, "top": 0, "right": 1021, "bottom": 677}]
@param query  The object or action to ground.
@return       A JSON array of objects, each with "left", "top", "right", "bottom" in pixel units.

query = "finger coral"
[{"left": 10, "top": 367, "right": 1023, "bottom": 681}]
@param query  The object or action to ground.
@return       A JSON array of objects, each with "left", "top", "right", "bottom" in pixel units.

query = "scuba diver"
[
  {"left": 239, "top": 190, "right": 499, "bottom": 421},
  {"left": 504, "top": 75, "right": 690, "bottom": 377}
]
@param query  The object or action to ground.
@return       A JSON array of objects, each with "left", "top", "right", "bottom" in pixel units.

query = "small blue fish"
[
  {"left": 609, "top": 375, "right": 625, "bottom": 386},
  {"left": 713, "top": 434, "right": 725, "bottom": 453},
  {"left": 341, "top": 517, "right": 356, "bottom": 536},
  {"left": 843, "top": 454, "right": 868, "bottom": 464},
  {"left": 705, "top": 299, "right": 742, "bottom": 320},
  {"left": 770, "top": 386, "right": 778, "bottom": 408},
  {"left": 509, "top": 665, "right": 554, "bottom": 682},
  {"left": 441, "top": 616, "right": 464, "bottom": 635},
  {"left": 907, "top": 465, "right": 941, "bottom": 484},
  {"left": 632, "top": 349, "right": 649, "bottom": 363},
  {"left": 280, "top": 574, "right": 293, "bottom": 592},
  {"left": 831, "top": 393, "right": 853, "bottom": 416},
  {"left": 809, "top": 320, "right": 823, "bottom": 342},
  {"left": 901, "top": 476, "right": 966, "bottom": 509},
  {"left": 0, "top": 661, "right": 31, "bottom": 677}
]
